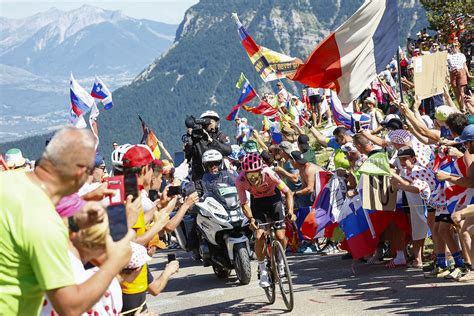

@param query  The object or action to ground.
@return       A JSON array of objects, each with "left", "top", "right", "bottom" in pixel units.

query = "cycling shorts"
[{"left": 250, "top": 194, "right": 286, "bottom": 230}]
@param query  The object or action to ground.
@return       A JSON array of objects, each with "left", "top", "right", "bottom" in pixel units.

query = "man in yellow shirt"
[{"left": 0, "top": 127, "right": 133, "bottom": 315}]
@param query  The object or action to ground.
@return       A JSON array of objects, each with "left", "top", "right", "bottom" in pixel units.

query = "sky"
[{"left": 0, "top": 0, "right": 199, "bottom": 24}]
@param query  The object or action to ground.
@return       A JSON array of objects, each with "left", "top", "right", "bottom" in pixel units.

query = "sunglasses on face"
[
  {"left": 245, "top": 171, "right": 260, "bottom": 180},
  {"left": 208, "top": 161, "right": 221, "bottom": 167}
]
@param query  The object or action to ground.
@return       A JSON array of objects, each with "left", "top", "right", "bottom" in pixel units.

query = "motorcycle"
[{"left": 175, "top": 182, "right": 253, "bottom": 285}]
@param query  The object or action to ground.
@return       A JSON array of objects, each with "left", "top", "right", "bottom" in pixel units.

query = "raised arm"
[{"left": 360, "top": 129, "right": 387, "bottom": 147}]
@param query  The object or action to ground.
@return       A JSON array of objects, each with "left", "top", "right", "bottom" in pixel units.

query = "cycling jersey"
[{"left": 236, "top": 166, "right": 289, "bottom": 204}]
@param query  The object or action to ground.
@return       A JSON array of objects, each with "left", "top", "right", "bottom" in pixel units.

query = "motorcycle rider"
[
  {"left": 184, "top": 111, "right": 232, "bottom": 183},
  {"left": 201, "top": 149, "right": 237, "bottom": 193},
  {"left": 236, "top": 153, "right": 296, "bottom": 288}
]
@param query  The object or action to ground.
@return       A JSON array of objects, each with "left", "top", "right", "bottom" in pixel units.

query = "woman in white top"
[{"left": 447, "top": 42, "right": 472, "bottom": 112}]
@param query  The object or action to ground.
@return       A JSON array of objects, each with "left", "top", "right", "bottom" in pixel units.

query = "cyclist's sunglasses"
[{"left": 245, "top": 171, "right": 261, "bottom": 181}]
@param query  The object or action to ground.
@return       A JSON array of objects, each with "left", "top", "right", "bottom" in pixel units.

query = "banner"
[
  {"left": 413, "top": 51, "right": 447, "bottom": 99},
  {"left": 358, "top": 151, "right": 391, "bottom": 176},
  {"left": 232, "top": 13, "right": 302, "bottom": 82},
  {"left": 361, "top": 174, "right": 397, "bottom": 211}
]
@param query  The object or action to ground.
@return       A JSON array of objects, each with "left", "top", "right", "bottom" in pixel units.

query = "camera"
[{"left": 184, "top": 115, "right": 211, "bottom": 141}]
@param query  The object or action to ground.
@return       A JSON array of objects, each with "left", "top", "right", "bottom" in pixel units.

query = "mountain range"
[
  {"left": 1, "top": 0, "right": 429, "bottom": 161},
  {"left": 0, "top": 5, "right": 177, "bottom": 143}
]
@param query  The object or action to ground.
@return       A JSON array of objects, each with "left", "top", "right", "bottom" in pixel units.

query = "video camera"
[{"left": 184, "top": 115, "right": 211, "bottom": 140}]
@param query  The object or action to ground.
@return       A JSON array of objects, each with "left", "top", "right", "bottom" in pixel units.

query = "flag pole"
[{"left": 396, "top": 48, "right": 404, "bottom": 103}]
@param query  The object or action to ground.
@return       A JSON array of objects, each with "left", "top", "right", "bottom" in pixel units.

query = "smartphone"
[
  {"left": 124, "top": 174, "right": 139, "bottom": 199},
  {"left": 464, "top": 86, "right": 472, "bottom": 96},
  {"left": 106, "top": 204, "right": 128, "bottom": 241},
  {"left": 167, "top": 253, "right": 176, "bottom": 263},
  {"left": 106, "top": 176, "right": 125, "bottom": 205},
  {"left": 354, "top": 121, "right": 361, "bottom": 133},
  {"left": 149, "top": 189, "right": 159, "bottom": 202},
  {"left": 167, "top": 185, "right": 183, "bottom": 196},
  {"left": 174, "top": 152, "right": 185, "bottom": 166}
]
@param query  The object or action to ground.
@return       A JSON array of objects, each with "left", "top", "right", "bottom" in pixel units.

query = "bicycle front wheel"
[{"left": 272, "top": 240, "right": 294, "bottom": 312}]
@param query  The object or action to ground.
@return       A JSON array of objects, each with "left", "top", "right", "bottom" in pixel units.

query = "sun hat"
[
  {"left": 5, "top": 148, "right": 26, "bottom": 168},
  {"left": 125, "top": 242, "right": 152, "bottom": 269}
]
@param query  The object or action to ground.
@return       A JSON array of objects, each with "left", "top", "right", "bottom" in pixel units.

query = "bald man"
[{"left": 0, "top": 127, "right": 134, "bottom": 315}]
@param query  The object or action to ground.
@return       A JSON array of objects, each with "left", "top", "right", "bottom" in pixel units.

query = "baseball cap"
[
  {"left": 382, "top": 118, "right": 403, "bottom": 131},
  {"left": 94, "top": 153, "right": 105, "bottom": 168},
  {"left": 435, "top": 105, "right": 456, "bottom": 122},
  {"left": 455, "top": 124, "right": 474, "bottom": 143},
  {"left": 341, "top": 142, "right": 357, "bottom": 153},
  {"left": 289, "top": 150, "right": 307, "bottom": 165},
  {"left": 297, "top": 134, "right": 310, "bottom": 152},
  {"left": 279, "top": 141, "right": 298, "bottom": 155},
  {"left": 421, "top": 115, "right": 434, "bottom": 129},
  {"left": 241, "top": 117, "right": 248, "bottom": 123},
  {"left": 397, "top": 146, "right": 416, "bottom": 157},
  {"left": 364, "top": 96, "right": 377, "bottom": 105},
  {"left": 242, "top": 140, "right": 259, "bottom": 153},
  {"left": 122, "top": 145, "right": 154, "bottom": 168}
]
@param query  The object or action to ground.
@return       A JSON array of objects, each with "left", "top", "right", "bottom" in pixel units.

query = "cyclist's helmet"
[
  {"left": 202, "top": 149, "right": 223, "bottom": 171},
  {"left": 241, "top": 152, "right": 264, "bottom": 172},
  {"left": 111, "top": 143, "right": 133, "bottom": 172}
]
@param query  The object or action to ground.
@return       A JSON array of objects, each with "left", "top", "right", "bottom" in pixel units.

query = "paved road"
[{"left": 147, "top": 249, "right": 474, "bottom": 315}]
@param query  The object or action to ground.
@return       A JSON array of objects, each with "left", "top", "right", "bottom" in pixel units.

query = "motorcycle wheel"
[
  {"left": 213, "top": 266, "right": 231, "bottom": 279},
  {"left": 234, "top": 244, "right": 252, "bottom": 285}
]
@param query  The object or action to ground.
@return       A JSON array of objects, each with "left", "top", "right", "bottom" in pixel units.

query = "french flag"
[
  {"left": 439, "top": 157, "right": 474, "bottom": 213},
  {"left": 70, "top": 74, "right": 95, "bottom": 116},
  {"left": 91, "top": 76, "right": 113, "bottom": 110},
  {"left": 226, "top": 80, "right": 257, "bottom": 121},
  {"left": 336, "top": 195, "right": 378, "bottom": 260},
  {"left": 290, "top": 0, "right": 399, "bottom": 103}
]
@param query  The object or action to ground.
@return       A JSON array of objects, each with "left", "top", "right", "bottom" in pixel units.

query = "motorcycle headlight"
[{"left": 215, "top": 213, "right": 229, "bottom": 221}]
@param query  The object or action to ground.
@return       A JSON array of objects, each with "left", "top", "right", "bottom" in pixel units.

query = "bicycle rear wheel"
[{"left": 272, "top": 240, "right": 294, "bottom": 312}]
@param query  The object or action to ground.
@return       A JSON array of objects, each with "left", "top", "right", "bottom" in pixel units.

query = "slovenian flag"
[
  {"left": 91, "top": 76, "right": 113, "bottom": 110},
  {"left": 336, "top": 195, "right": 378, "bottom": 260},
  {"left": 70, "top": 74, "right": 95, "bottom": 116},
  {"left": 290, "top": 0, "right": 399, "bottom": 103},
  {"left": 226, "top": 73, "right": 257, "bottom": 121}
]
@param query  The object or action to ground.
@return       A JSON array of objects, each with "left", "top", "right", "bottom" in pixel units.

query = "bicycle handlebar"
[{"left": 257, "top": 220, "right": 286, "bottom": 229}]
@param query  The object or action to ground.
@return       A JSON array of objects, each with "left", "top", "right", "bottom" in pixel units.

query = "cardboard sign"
[
  {"left": 413, "top": 51, "right": 447, "bottom": 99},
  {"left": 361, "top": 174, "right": 397, "bottom": 211}
]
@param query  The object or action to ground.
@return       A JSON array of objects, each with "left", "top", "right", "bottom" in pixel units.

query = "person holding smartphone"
[{"left": 120, "top": 145, "right": 171, "bottom": 314}]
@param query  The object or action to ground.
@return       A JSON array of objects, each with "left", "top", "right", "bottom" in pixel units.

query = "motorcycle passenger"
[
  {"left": 184, "top": 111, "right": 232, "bottom": 182},
  {"left": 236, "top": 153, "right": 296, "bottom": 288},
  {"left": 201, "top": 149, "right": 237, "bottom": 194}
]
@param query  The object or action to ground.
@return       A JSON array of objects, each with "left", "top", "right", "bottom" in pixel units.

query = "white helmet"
[
  {"left": 200, "top": 110, "right": 220, "bottom": 121},
  {"left": 202, "top": 149, "right": 223, "bottom": 173},
  {"left": 202, "top": 149, "right": 223, "bottom": 164},
  {"left": 111, "top": 143, "right": 133, "bottom": 171}
]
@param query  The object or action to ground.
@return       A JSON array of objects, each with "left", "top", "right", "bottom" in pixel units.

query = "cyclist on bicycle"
[{"left": 236, "top": 152, "right": 295, "bottom": 288}]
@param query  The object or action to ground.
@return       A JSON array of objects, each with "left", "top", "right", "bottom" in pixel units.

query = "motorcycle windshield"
[{"left": 213, "top": 185, "right": 239, "bottom": 209}]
